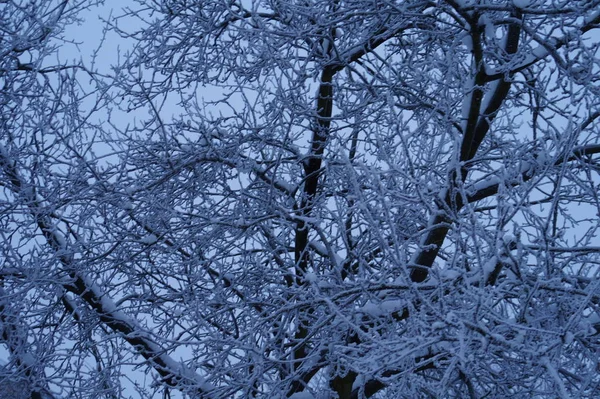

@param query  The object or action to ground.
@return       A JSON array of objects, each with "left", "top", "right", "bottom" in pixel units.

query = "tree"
[{"left": 2, "top": 0, "right": 600, "bottom": 397}]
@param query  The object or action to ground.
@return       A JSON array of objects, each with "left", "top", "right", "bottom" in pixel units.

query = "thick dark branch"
[
  {"left": 62, "top": 275, "right": 212, "bottom": 394},
  {"left": 484, "top": 10, "right": 600, "bottom": 82},
  {"left": 288, "top": 62, "right": 335, "bottom": 395},
  {"left": 411, "top": 141, "right": 600, "bottom": 282},
  {"left": 410, "top": 11, "right": 521, "bottom": 282},
  {"left": 467, "top": 143, "right": 600, "bottom": 204},
  {"left": 461, "top": 10, "right": 521, "bottom": 163},
  {"left": 295, "top": 66, "right": 334, "bottom": 278},
  {"left": 459, "top": 13, "right": 487, "bottom": 164},
  {"left": 466, "top": 15, "right": 521, "bottom": 161}
]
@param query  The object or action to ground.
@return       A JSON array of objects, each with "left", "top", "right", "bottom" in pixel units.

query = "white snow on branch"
[
  {"left": 2, "top": 143, "right": 214, "bottom": 396},
  {"left": 358, "top": 299, "right": 405, "bottom": 317},
  {"left": 512, "top": 0, "right": 530, "bottom": 8},
  {"left": 78, "top": 273, "right": 215, "bottom": 394},
  {"left": 289, "top": 392, "right": 316, "bottom": 399},
  {"left": 541, "top": 357, "right": 570, "bottom": 399},
  {"left": 140, "top": 234, "right": 158, "bottom": 244},
  {"left": 487, "top": 9, "right": 600, "bottom": 77}
]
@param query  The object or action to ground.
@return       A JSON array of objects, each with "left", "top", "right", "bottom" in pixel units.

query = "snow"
[
  {"left": 541, "top": 357, "right": 570, "bottom": 399},
  {"left": 409, "top": 210, "right": 448, "bottom": 266},
  {"left": 432, "top": 321, "right": 446, "bottom": 330},
  {"left": 578, "top": 315, "right": 600, "bottom": 336},
  {"left": 512, "top": 0, "right": 530, "bottom": 7},
  {"left": 198, "top": 135, "right": 210, "bottom": 147},
  {"left": 289, "top": 392, "right": 315, "bottom": 399},
  {"left": 20, "top": 353, "right": 35, "bottom": 367},
  {"left": 480, "top": 80, "right": 501, "bottom": 114},
  {"left": 531, "top": 45, "right": 549, "bottom": 59},
  {"left": 502, "top": 234, "right": 516, "bottom": 246},
  {"left": 80, "top": 274, "right": 215, "bottom": 393},
  {"left": 460, "top": 77, "right": 475, "bottom": 132},
  {"left": 453, "top": 0, "right": 475, "bottom": 6},
  {"left": 121, "top": 201, "right": 134, "bottom": 210},
  {"left": 359, "top": 299, "right": 405, "bottom": 317},
  {"left": 564, "top": 332, "right": 574, "bottom": 345},
  {"left": 308, "top": 241, "right": 342, "bottom": 268},
  {"left": 212, "top": 127, "right": 228, "bottom": 137},
  {"left": 481, "top": 256, "right": 498, "bottom": 281},
  {"left": 140, "top": 234, "right": 158, "bottom": 244},
  {"left": 304, "top": 272, "right": 318, "bottom": 283},
  {"left": 461, "top": 32, "right": 473, "bottom": 52},
  {"left": 445, "top": 311, "right": 458, "bottom": 324},
  {"left": 5, "top": 1, "right": 600, "bottom": 397},
  {"left": 439, "top": 269, "right": 460, "bottom": 280},
  {"left": 320, "top": 38, "right": 331, "bottom": 54},
  {"left": 479, "top": 15, "right": 496, "bottom": 40},
  {"left": 518, "top": 159, "right": 534, "bottom": 175},
  {"left": 49, "top": 224, "right": 67, "bottom": 249},
  {"left": 584, "top": 10, "right": 600, "bottom": 26},
  {"left": 469, "top": 176, "right": 501, "bottom": 194}
]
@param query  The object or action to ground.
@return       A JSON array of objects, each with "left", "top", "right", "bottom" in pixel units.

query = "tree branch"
[{"left": 0, "top": 144, "right": 215, "bottom": 398}]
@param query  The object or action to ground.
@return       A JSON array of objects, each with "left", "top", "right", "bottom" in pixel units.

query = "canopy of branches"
[{"left": 1, "top": 1, "right": 600, "bottom": 398}]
